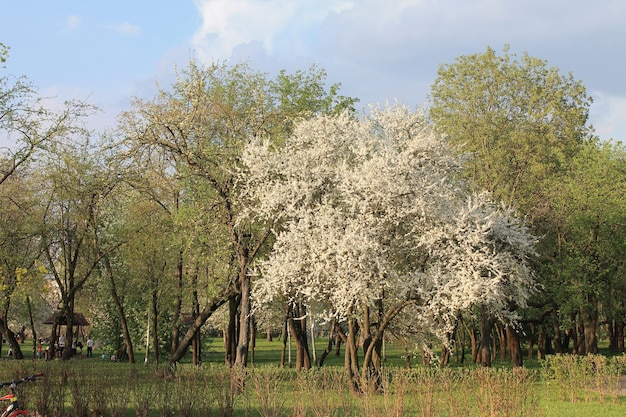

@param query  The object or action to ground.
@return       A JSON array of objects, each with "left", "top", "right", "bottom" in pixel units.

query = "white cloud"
[
  {"left": 102, "top": 22, "right": 141, "bottom": 36},
  {"left": 66, "top": 15, "right": 81, "bottom": 31},
  {"left": 191, "top": 0, "right": 354, "bottom": 63}
]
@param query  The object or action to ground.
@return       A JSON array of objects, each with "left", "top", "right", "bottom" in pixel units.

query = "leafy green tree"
[
  {"left": 543, "top": 140, "right": 626, "bottom": 354},
  {"left": 0, "top": 171, "right": 47, "bottom": 359},
  {"left": 429, "top": 45, "right": 591, "bottom": 208},
  {"left": 1, "top": 46, "right": 94, "bottom": 358},
  {"left": 117, "top": 60, "right": 357, "bottom": 366},
  {"left": 36, "top": 142, "right": 123, "bottom": 360},
  {"left": 429, "top": 45, "right": 594, "bottom": 365}
]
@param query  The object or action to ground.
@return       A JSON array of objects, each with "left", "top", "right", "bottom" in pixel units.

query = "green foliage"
[
  {"left": 429, "top": 45, "right": 592, "bottom": 208},
  {"left": 0, "top": 42, "right": 7, "bottom": 67}
]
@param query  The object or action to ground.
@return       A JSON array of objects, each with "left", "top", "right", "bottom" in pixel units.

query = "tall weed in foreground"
[
  {"left": 132, "top": 378, "right": 157, "bottom": 417},
  {"left": 380, "top": 369, "right": 408, "bottom": 417},
  {"left": 474, "top": 367, "right": 540, "bottom": 417},
  {"left": 248, "top": 368, "right": 289, "bottom": 417},
  {"left": 67, "top": 369, "right": 90, "bottom": 417},
  {"left": 294, "top": 368, "right": 353, "bottom": 417},
  {"left": 31, "top": 372, "right": 53, "bottom": 417},
  {"left": 440, "top": 368, "right": 472, "bottom": 417},
  {"left": 542, "top": 353, "right": 626, "bottom": 404},
  {"left": 209, "top": 366, "right": 240, "bottom": 417},
  {"left": 107, "top": 383, "right": 130, "bottom": 417}
]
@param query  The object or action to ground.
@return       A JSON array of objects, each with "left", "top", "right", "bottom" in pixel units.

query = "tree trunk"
[
  {"left": 548, "top": 305, "right": 562, "bottom": 353},
  {"left": 26, "top": 297, "right": 37, "bottom": 359},
  {"left": 318, "top": 319, "right": 336, "bottom": 367},
  {"left": 234, "top": 269, "right": 251, "bottom": 367},
  {"left": 266, "top": 326, "right": 273, "bottom": 342},
  {"left": 191, "top": 277, "right": 201, "bottom": 366},
  {"left": 151, "top": 287, "right": 159, "bottom": 365},
  {"left": 441, "top": 343, "right": 451, "bottom": 366},
  {"left": 608, "top": 320, "right": 618, "bottom": 352},
  {"left": 225, "top": 295, "right": 239, "bottom": 366},
  {"left": 339, "top": 315, "right": 360, "bottom": 393},
  {"left": 506, "top": 325, "right": 523, "bottom": 367},
  {"left": 478, "top": 313, "right": 492, "bottom": 367},
  {"left": 527, "top": 323, "right": 534, "bottom": 359},
  {"left": 171, "top": 249, "right": 184, "bottom": 356},
  {"left": 103, "top": 255, "right": 135, "bottom": 363},
  {"left": 0, "top": 316, "right": 23, "bottom": 359},
  {"left": 497, "top": 323, "right": 506, "bottom": 361},
  {"left": 537, "top": 325, "right": 547, "bottom": 359},
  {"left": 582, "top": 307, "right": 598, "bottom": 354},
  {"left": 249, "top": 315, "right": 257, "bottom": 366},
  {"left": 280, "top": 317, "right": 288, "bottom": 367},
  {"left": 617, "top": 318, "right": 625, "bottom": 353},
  {"left": 169, "top": 288, "right": 236, "bottom": 363},
  {"left": 287, "top": 302, "right": 311, "bottom": 371},
  {"left": 463, "top": 316, "right": 478, "bottom": 364}
]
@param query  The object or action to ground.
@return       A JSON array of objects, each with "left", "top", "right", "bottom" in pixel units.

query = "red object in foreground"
[{"left": 0, "top": 373, "right": 43, "bottom": 417}]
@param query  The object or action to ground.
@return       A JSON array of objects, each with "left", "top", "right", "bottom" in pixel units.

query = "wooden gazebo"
[
  {"left": 44, "top": 311, "right": 90, "bottom": 327},
  {"left": 44, "top": 311, "right": 91, "bottom": 358}
]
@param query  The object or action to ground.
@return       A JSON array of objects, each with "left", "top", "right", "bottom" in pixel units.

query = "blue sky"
[{"left": 2, "top": 0, "right": 626, "bottom": 143}]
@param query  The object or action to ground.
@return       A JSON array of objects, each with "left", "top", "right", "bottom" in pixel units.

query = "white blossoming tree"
[{"left": 240, "top": 104, "right": 536, "bottom": 390}]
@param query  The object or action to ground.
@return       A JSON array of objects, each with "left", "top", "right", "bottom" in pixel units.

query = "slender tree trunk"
[
  {"left": 171, "top": 249, "right": 184, "bottom": 356},
  {"left": 608, "top": 320, "right": 618, "bottom": 352},
  {"left": 537, "top": 325, "right": 547, "bottom": 359},
  {"left": 225, "top": 296, "right": 239, "bottom": 366},
  {"left": 191, "top": 274, "right": 200, "bottom": 365},
  {"left": 318, "top": 319, "right": 336, "bottom": 367},
  {"left": 249, "top": 315, "right": 257, "bottom": 366},
  {"left": 280, "top": 316, "right": 288, "bottom": 367},
  {"left": 102, "top": 255, "right": 135, "bottom": 363},
  {"left": 151, "top": 286, "right": 159, "bottom": 365},
  {"left": 266, "top": 326, "right": 272, "bottom": 342},
  {"left": 235, "top": 268, "right": 251, "bottom": 367},
  {"left": 528, "top": 323, "right": 535, "bottom": 359},
  {"left": 26, "top": 297, "right": 37, "bottom": 359},
  {"left": 617, "top": 318, "right": 625, "bottom": 353},
  {"left": 497, "top": 323, "right": 506, "bottom": 361},
  {"left": 478, "top": 313, "right": 492, "bottom": 367},
  {"left": 552, "top": 306, "right": 563, "bottom": 353},
  {"left": 463, "top": 316, "right": 478, "bottom": 364}
]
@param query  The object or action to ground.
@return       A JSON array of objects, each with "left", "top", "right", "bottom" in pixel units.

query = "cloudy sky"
[{"left": 3, "top": 0, "right": 625, "bottom": 142}]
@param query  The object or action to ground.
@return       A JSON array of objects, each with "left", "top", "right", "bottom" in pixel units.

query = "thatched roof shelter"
[{"left": 43, "top": 312, "right": 90, "bottom": 327}]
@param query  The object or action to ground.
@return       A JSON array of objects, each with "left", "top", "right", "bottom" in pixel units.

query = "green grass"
[{"left": 3, "top": 338, "right": 626, "bottom": 416}]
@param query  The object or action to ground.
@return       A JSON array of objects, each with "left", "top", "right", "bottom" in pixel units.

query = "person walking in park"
[{"left": 86, "top": 337, "right": 93, "bottom": 358}]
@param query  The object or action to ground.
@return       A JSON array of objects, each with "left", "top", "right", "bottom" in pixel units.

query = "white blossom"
[{"left": 240, "top": 104, "right": 537, "bottom": 340}]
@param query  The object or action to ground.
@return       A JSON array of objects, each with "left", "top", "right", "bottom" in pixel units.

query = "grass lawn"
[{"left": 2, "top": 337, "right": 626, "bottom": 416}]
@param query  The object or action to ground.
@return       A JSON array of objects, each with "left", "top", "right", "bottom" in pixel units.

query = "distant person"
[{"left": 86, "top": 337, "right": 93, "bottom": 358}]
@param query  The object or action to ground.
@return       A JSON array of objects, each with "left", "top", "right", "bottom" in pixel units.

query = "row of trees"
[{"left": 1, "top": 44, "right": 625, "bottom": 392}]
